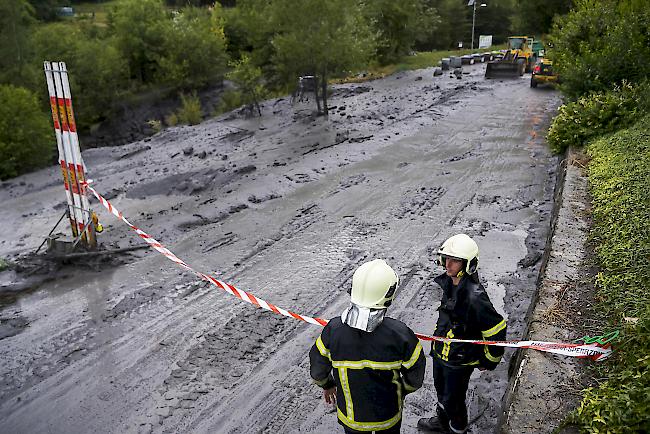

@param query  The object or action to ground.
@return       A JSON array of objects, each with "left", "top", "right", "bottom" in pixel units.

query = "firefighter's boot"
[{"left": 417, "top": 416, "right": 450, "bottom": 433}]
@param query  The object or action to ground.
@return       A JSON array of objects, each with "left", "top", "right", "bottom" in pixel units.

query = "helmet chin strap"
[{"left": 455, "top": 270, "right": 465, "bottom": 278}]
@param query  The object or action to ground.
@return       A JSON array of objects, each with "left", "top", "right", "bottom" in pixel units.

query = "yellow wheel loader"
[{"left": 485, "top": 36, "right": 535, "bottom": 79}]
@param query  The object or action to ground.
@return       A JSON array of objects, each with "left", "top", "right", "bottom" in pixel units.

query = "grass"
[
  {"left": 564, "top": 114, "right": 650, "bottom": 433},
  {"left": 333, "top": 44, "right": 507, "bottom": 84},
  {"left": 70, "top": 1, "right": 118, "bottom": 26}
]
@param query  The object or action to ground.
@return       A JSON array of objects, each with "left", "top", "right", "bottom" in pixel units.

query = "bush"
[
  {"left": 547, "top": 81, "right": 650, "bottom": 153},
  {"left": 226, "top": 54, "right": 267, "bottom": 116},
  {"left": 157, "top": 6, "right": 228, "bottom": 88},
  {"left": 549, "top": 0, "right": 650, "bottom": 100},
  {"left": 0, "top": 85, "right": 54, "bottom": 180},
  {"left": 164, "top": 113, "right": 178, "bottom": 127},
  {"left": 176, "top": 92, "right": 202, "bottom": 125},
  {"left": 566, "top": 115, "right": 650, "bottom": 432},
  {"left": 213, "top": 89, "right": 244, "bottom": 116},
  {"left": 31, "top": 23, "right": 129, "bottom": 128}
]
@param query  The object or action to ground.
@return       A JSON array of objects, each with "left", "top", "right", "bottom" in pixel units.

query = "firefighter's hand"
[{"left": 323, "top": 386, "right": 336, "bottom": 404}]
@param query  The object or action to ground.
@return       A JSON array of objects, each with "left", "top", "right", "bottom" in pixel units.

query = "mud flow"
[{"left": 0, "top": 64, "right": 560, "bottom": 433}]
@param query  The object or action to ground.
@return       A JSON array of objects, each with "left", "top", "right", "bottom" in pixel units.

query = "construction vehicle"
[{"left": 485, "top": 36, "right": 535, "bottom": 79}]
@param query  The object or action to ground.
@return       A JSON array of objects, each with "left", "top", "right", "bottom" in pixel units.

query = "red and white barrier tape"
[{"left": 83, "top": 181, "right": 612, "bottom": 361}]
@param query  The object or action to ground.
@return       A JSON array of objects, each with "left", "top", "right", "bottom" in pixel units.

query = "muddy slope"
[{"left": 0, "top": 64, "right": 560, "bottom": 433}]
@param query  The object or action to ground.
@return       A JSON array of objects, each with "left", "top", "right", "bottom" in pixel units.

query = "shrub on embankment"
[
  {"left": 0, "top": 85, "right": 53, "bottom": 180},
  {"left": 547, "top": 81, "right": 650, "bottom": 154},
  {"left": 565, "top": 115, "right": 650, "bottom": 432}
]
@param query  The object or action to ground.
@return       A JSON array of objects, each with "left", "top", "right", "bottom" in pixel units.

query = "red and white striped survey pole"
[{"left": 44, "top": 61, "right": 96, "bottom": 247}]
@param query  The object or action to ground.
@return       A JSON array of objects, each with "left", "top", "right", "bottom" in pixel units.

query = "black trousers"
[
  {"left": 342, "top": 419, "right": 402, "bottom": 433},
  {"left": 433, "top": 356, "right": 474, "bottom": 432}
]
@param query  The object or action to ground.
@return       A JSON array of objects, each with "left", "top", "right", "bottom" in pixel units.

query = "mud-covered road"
[{"left": 0, "top": 63, "right": 560, "bottom": 433}]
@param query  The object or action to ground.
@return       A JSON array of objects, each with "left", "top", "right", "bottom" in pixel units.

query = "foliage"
[
  {"left": 269, "top": 0, "right": 372, "bottom": 113},
  {"left": 31, "top": 23, "right": 129, "bottom": 126},
  {"left": 428, "top": 0, "right": 470, "bottom": 50},
  {"left": 0, "top": 257, "right": 9, "bottom": 271},
  {"left": 511, "top": 0, "right": 572, "bottom": 37},
  {"left": 0, "top": 85, "right": 53, "bottom": 180},
  {"left": 361, "top": 0, "right": 439, "bottom": 63},
  {"left": 157, "top": 6, "right": 228, "bottom": 88},
  {"left": 469, "top": 0, "right": 516, "bottom": 47},
  {"left": 428, "top": 0, "right": 516, "bottom": 50},
  {"left": 549, "top": 0, "right": 650, "bottom": 100},
  {"left": 109, "top": 0, "right": 170, "bottom": 84},
  {"left": 146, "top": 119, "right": 162, "bottom": 133},
  {"left": 226, "top": 54, "right": 266, "bottom": 116},
  {"left": 0, "top": 0, "right": 38, "bottom": 88},
  {"left": 164, "top": 112, "right": 178, "bottom": 127},
  {"left": 214, "top": 89, "right": 244, "bottom": 116},
  {"left": 565, "top": 115, "right": 650, "bottom": 433},
  {"left": 176, "top": 92, "right": 202, "bottom": 125},
  {"left": 221, "top": 0, "right": 276, "bottom": 71},
  {"left": 27, "top": 0, "right": 60, "bottom": 21},
  {"left": 546, "top": 81, "right": 650, "bottom": 153}
]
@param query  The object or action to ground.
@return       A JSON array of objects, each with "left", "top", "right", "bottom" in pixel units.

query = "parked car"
[{"left": 530, "top": 58, "right": 558, "bottom": 88}]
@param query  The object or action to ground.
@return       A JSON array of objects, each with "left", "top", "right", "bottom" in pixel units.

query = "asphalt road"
[{"left": 0, "top": 63, "right": 561, "bottom": 433}]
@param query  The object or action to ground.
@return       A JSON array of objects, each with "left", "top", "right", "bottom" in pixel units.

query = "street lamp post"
[{"left": 470, "top": 1, "right": 487, "bottom": 50}]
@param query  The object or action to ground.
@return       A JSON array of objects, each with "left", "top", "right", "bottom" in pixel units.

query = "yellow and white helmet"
[
  {"left": 437, "top": 233, "right": 479, "bottom": 275},
  {"left": 350, "top": 259, "right": 399, "bottom": 309}
]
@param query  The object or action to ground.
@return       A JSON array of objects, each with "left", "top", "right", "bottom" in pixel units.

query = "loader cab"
[{"left": 507, "top": 37, "right": 533, "bottom": 51}]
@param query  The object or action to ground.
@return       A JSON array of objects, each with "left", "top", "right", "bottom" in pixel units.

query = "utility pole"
[
  {"left": 471, "top": 0, "right": 476, "bottom": 50},
  {"left": 469, "top": 1, "right": 487, "bottom": 50}
]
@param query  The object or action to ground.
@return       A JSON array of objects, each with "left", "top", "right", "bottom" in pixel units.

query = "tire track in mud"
[
  {"left": 0, "top": 275, "right": 208, "bottom": 406},
  {"left": 393, "top": 187, "right": 446, "bottom": 220},
  {"left": 236, "top": 203, "right": 325, "bottom": 267},
  {"left": 145, "top": 219, "right": 384, "bottom": 433},
  {"left": 210, "top": 253, "right": 441, "bottom": 433}
]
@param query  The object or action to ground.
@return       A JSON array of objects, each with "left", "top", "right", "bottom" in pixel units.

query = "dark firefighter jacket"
[
  {"left": 310, "top": 316, "right": 426, "bottom": 432},
  {"left": 431, "top": 273, "right": 507, "bottom": 370}
]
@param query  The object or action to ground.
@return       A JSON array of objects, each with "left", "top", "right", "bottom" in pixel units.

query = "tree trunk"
[
  {"left": 321, "top": 70, "right": 328, "bottom": 116},
  {"left": 314, "top": 76, "right": 322, "bottom": 114}
]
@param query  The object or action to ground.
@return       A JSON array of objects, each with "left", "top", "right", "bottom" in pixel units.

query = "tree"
[
  {"left": 429, "top": 0, "right": 470, "bottom": 50},
  {"left": 27, "top": 0, "right": 60, "bottom": 21},
  {"left": 511, "top": 0, "right": 572, "bottom": 37},
  {"left": 31, "top": 23, "right": 129, "bottom": 127},
  {"left": 221, "top": 0, "right": 278, "bottom": 78},
  {"left": 0, "top": 85, "right": 53, "bottom": 179},
  {"left": 157, "top": 6, "right": 228, "bottom": 88},
  {"left": 269, "top": 0, "right": 372, "bottom": 115},
  {"left": 361, "top": 0, "right": 439, "bottom": 63},
  {"left": 549, "top": 0, "right": 650, "bottom": 100},
  {"left": 226, "top": 54, "right": 267, "bottom": 116},
  {"left": 0, "top": 0, "right": 37, "bottom": 88},
  {"left": 472, "top": 0, "right": 516, "bottom": 46},
  {"left": 109, "top": 0, "right": 169, "bottom": 85}
]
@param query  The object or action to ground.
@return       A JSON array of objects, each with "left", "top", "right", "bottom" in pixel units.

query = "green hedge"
[
  {"left": 567, "top": 115, "right": 650, "bottom": 433},
  {"left": 547, "top": 81, "right": 650, "bottom": 154}
]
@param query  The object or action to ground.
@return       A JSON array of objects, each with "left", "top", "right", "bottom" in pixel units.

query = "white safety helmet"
[
  {"left": 437, "top": 233, "right": 479, "bottom": 275},
  {"left": 350, "top": 259, "right": 399, "bottom": 309}
]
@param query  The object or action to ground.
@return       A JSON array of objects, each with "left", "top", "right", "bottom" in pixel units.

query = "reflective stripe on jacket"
[
  {"left": 432, "top": 273, "right": 507, "bottom": 370},
  {"left": 309, "top": 317, "right": 426, "bottom": 432}
]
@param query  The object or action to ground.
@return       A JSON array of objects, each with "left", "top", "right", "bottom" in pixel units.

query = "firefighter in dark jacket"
[
  {"left": 418, "top": 234, "right": 507, "bottom": 434},
  {"left": 310, "top": 259, "right": 426, "bottom": 433}
]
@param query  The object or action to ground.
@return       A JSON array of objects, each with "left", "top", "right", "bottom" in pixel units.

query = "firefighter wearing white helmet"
[
  {"left": 437, "top": 233, "right": 479, "bottom": 277},
  {"left": 418, "top": 234, "right": 507, "bottom": 434},
  {"left": 310, "top": 259, "right": 426, "bottom": 433}
]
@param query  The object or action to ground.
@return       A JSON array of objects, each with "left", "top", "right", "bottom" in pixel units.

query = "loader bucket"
[{"left": 485, "top": 60, "right": 525, "bottom": 78}]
